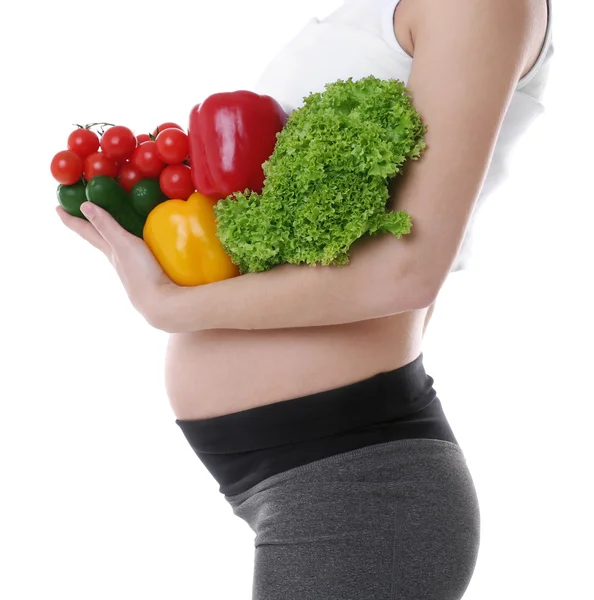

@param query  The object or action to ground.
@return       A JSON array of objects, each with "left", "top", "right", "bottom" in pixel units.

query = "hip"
[{"left": 225, "top": 438, "right": 480, "bottom": 600}]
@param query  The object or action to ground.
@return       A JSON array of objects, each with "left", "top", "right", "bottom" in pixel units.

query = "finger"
[
  {"left": 56, "top": 206, "right": 111, "bottom": 255},
  {"left": 80, "top": 201, "right": 136, "bottom": 252}
]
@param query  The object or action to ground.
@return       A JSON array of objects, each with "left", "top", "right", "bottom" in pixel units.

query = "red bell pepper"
[{"left": 188, "top": 91, "right": 287, "bottom": 200}]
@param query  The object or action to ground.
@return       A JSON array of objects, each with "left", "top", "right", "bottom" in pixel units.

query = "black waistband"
[
  {"left": 176, "top": 352, "right": 436, "bottom": 454},
  {"left": 175, "top": 353, "right": 459, "bottom": 496}
]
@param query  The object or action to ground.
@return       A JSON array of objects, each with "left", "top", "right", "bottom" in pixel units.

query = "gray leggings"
[{"left": 224, "top": 438, "right": 480, "bottom": 599}]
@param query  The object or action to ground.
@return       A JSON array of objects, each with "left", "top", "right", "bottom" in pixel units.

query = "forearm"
[{"left": 169, "top": 233, "right": 428, "bottom": 332}]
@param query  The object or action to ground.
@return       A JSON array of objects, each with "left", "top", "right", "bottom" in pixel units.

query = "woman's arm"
[{"left": 164, "top": 0, "right": 536, "bottom": 333}]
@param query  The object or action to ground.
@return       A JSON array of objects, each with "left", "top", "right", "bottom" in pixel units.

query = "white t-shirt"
[{"left": 253, "top": 0, "right": 555, "bottom": 272}]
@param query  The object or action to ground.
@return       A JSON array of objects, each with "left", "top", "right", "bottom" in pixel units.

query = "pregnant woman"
[{"left": 57, "top": 0, "right": 554, "bottom": 597}]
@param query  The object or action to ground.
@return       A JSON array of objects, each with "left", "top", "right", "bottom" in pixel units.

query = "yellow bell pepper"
[{"left": 143, "top": 191, "right": 240, "bottom": 286}]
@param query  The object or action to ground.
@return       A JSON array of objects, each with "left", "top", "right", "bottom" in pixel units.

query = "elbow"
[
  {"left": 403, "top": 242, "right": 450, "bottom": 311},
  {"left": 382, "top": 255, "right": 443, "bottom": 315},
  {"left": 409, "top": 261, "right": 444, "bottom": 310},
  {"left": 404, "top": 273, "right": 439, "bottom": 311},
  {"left": 356, "top": 234, "right": 444, "bottom": 317},
  {"left": 412, "top": 277, "right": 440, "bottom": 310}
]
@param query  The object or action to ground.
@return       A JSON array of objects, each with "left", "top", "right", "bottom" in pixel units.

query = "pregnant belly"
[{"left": 164, "top": 309, "right": 429, "bottom": 420}]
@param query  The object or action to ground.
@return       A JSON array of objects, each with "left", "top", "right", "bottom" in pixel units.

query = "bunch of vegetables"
[
  {"left": 53, "top": 76, "right": 426, "bottom": 286},
  {"left": 52, "top": 91, "right": 288, "bottom": 285}
]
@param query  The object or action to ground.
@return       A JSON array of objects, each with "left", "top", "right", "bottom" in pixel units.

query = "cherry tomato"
[
  {"left": 152, "top": 122, "right": 183, "bottom": 136},
  {"left": 137, "top": 133, "right": 150, "bottom": 144},
  {"left": 100, "top": 125, "right": 137, "bottom": 161},
  {"left": 117, "top": 162, "right": 145, "bottom": 193},
  {"left": 131, "top": 141, "right": 166, "bottom": 178},
  {"left": 83, "top": 151, "right": 119, "bottom": 181},
  {"left": 155, "top": 128, "right": 189, "bottom": 164},
  {"left": 67, "top": 129, "right": 100, "bottom": 159},
  {"left": 51, "top": 150, "right": 84, "bottom": 185},
  {"left": 159, "top": 164, "right": 195, "bottom": 199}
]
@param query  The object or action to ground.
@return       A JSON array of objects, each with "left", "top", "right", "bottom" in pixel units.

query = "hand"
[{"left": 56, "top": 201, "right": 181, "bottom": 332}]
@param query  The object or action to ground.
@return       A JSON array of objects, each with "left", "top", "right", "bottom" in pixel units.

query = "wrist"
[{"left": 156, "top": 283, "right": 205, "bottom": 334}]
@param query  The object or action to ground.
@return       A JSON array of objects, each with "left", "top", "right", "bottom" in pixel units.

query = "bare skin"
[{"left": 165, "top": 0, "right": 549, "bottom": 421}]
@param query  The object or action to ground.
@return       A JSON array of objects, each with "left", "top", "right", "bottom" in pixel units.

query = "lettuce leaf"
[{"left": 213, "top": 75, "right": 427, "bottom": 274}]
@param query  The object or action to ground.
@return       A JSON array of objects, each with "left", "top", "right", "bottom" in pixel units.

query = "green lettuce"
[{"left": 213, "top": 75, "right": 427, "bottom": 274}]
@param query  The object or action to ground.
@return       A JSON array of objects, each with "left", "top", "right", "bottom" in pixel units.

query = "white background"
[{"left": 1, "top": 1, "right": 592, "bottom": 598}]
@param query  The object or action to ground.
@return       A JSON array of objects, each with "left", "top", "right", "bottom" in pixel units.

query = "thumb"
[{"left": 80, "top": 201, "right": 132, "bottom": 250}]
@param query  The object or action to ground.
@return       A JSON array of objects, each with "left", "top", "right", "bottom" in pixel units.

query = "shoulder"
[
  {"left": 403, "top": 0, "right": 546, "bottom": 78},
  {"left": 409, "top": 0, "right": 543, "bottom": 31}
]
